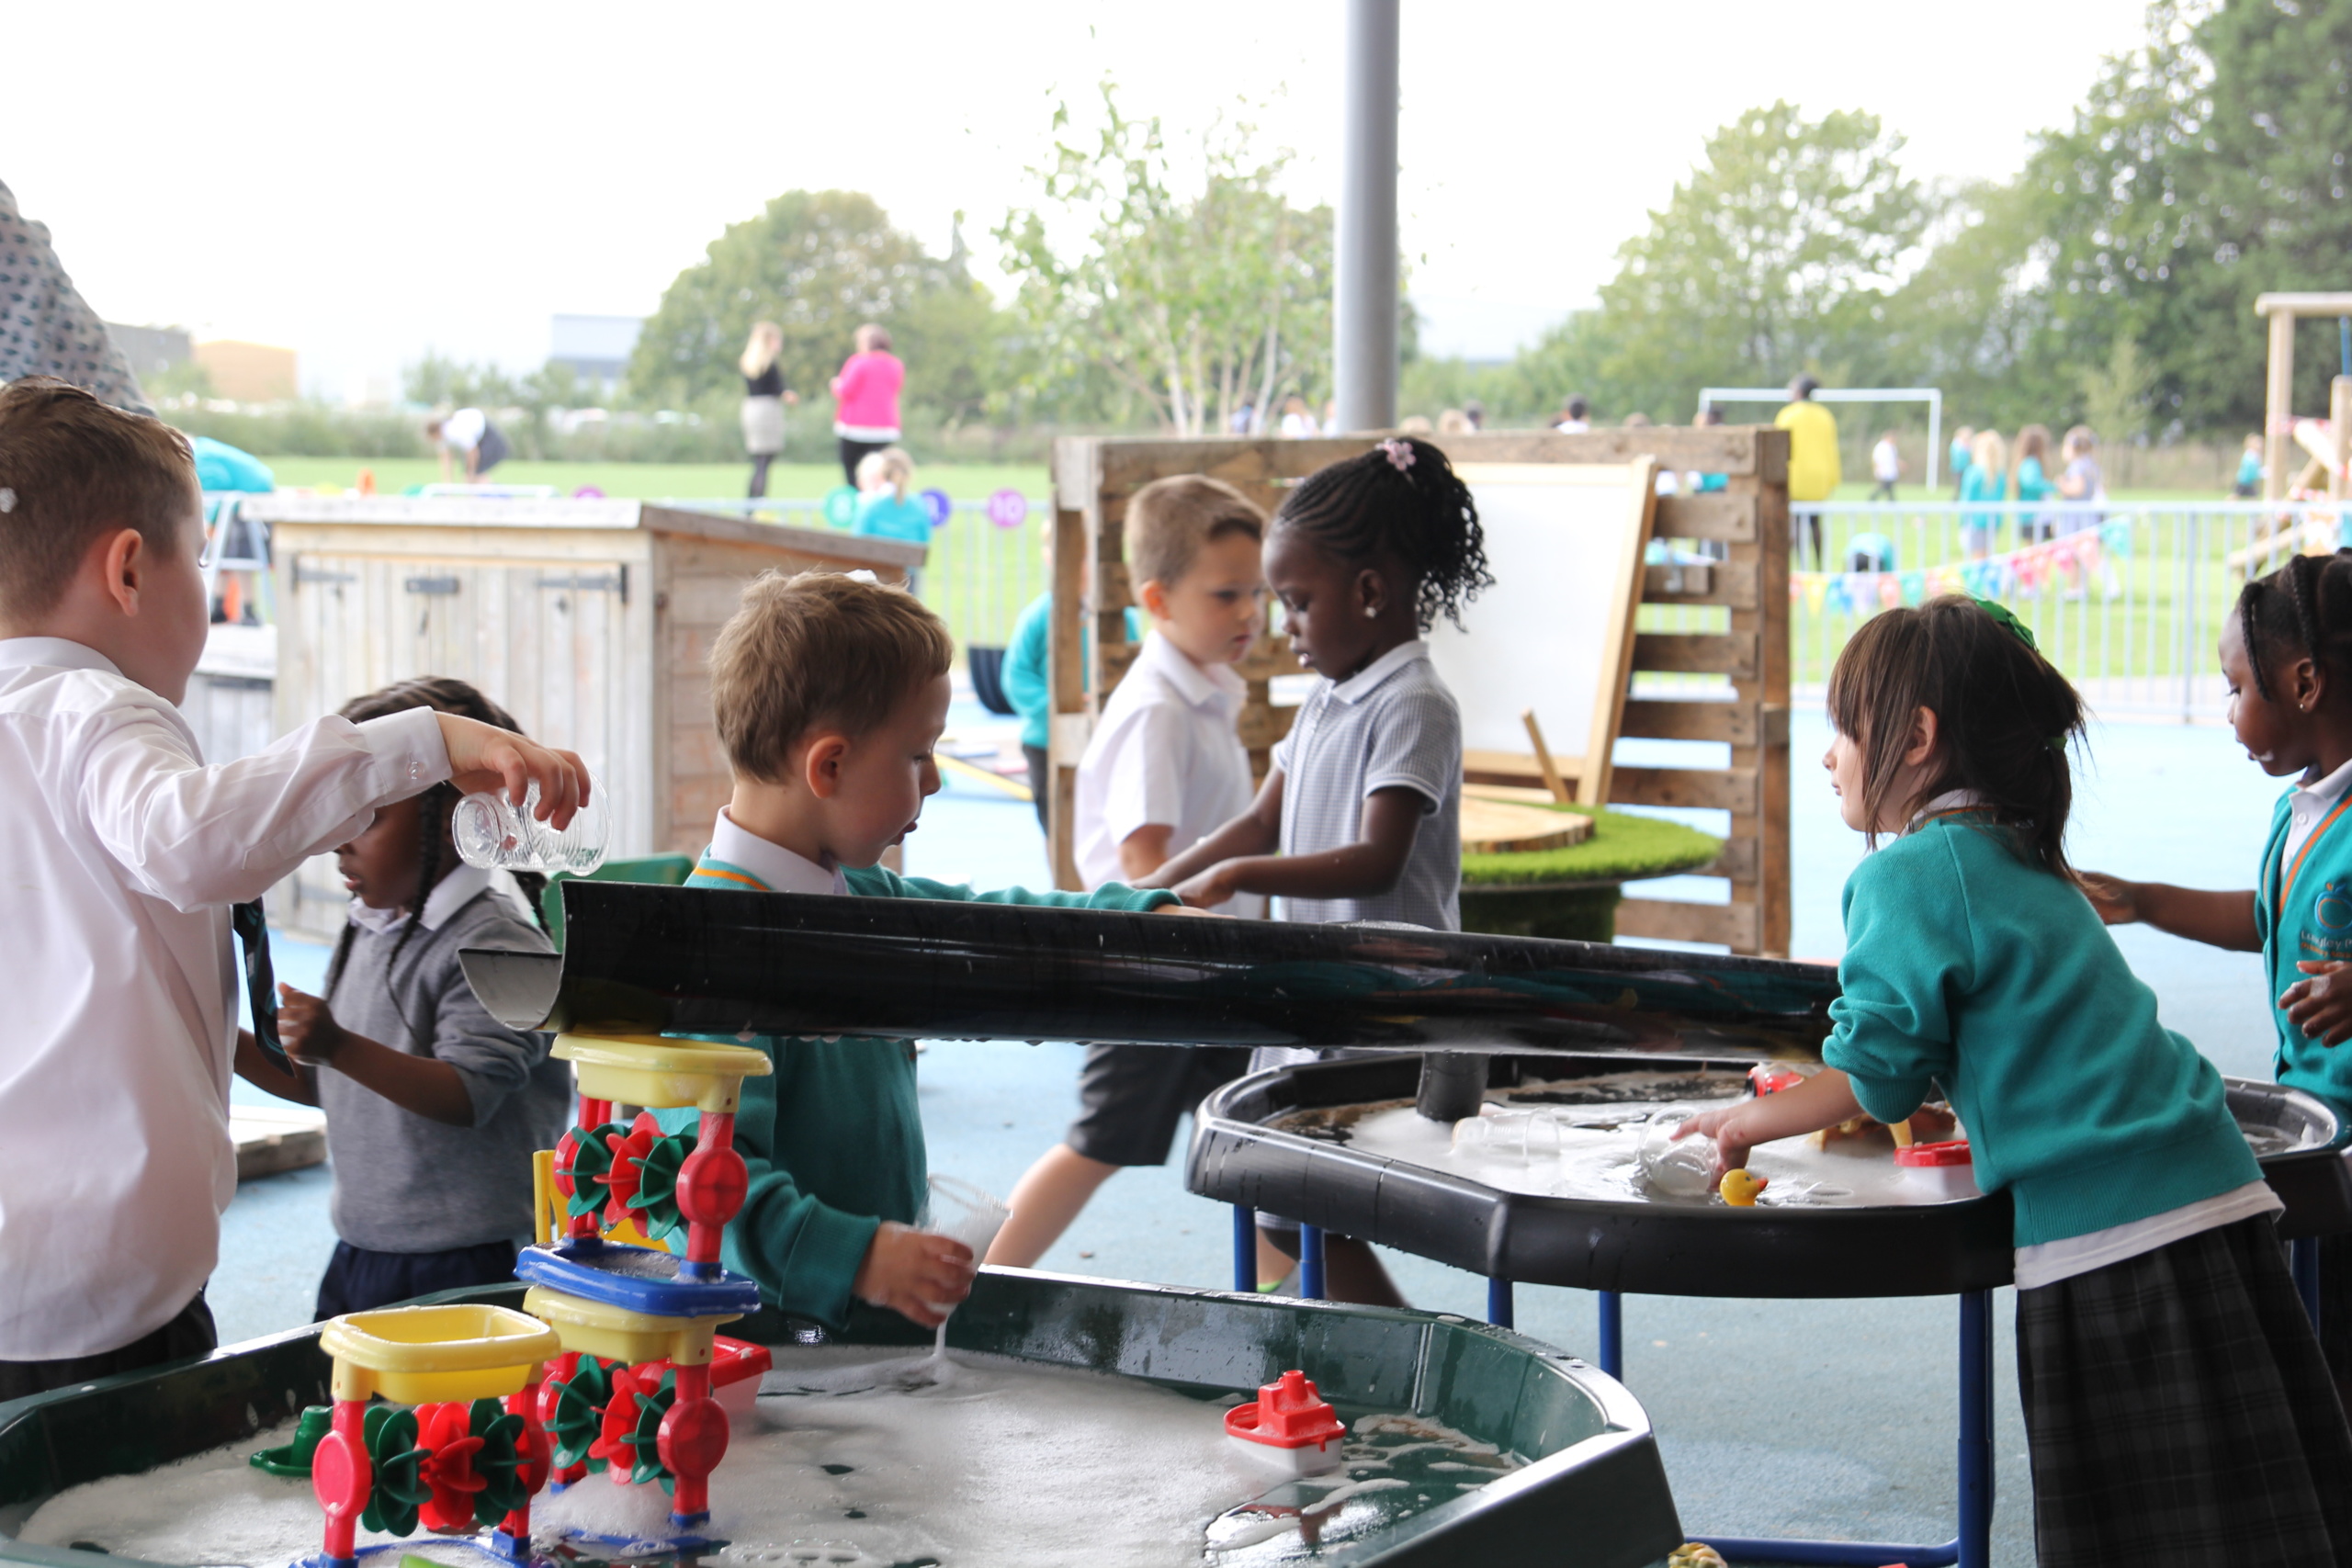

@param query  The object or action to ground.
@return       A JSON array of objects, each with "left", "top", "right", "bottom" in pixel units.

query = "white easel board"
[{"left": 1426, "top": 460, "right": 1658, "bottom": 807}]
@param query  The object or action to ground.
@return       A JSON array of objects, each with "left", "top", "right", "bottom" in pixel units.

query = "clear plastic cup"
[
  {"left": 1451, "top": 1107, "right": 1565, "bottom": 1161},
  {"left": 452, "top": 777, "right": 610, "bottom": 875},
  {"left": 1636, "top": 1117, "right": 1719, "bottom": 1198},
  {"left": 918, "top": 1175, "right": 1012, "bottom": 1318}
]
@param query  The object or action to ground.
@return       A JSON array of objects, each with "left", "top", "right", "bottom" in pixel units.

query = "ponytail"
[{"left": 1272, "top": 435, "right": 1493, "bottom": 630}]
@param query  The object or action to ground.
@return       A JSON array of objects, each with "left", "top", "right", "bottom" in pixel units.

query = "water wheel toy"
[
  {"left": 514, "top": 1032, "right": 770, "bottom": 1530},
  {"left": 1224, "top": 1370, "right": 1347, "bottom": 1476},
  {"left": 308, "top": 1303, "right": 560, "bottom": 1568}
]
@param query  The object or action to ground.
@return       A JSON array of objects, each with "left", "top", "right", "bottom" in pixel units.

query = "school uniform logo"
[{"left": 2300, "top": 877, "right": 2352, "bottom": 959}]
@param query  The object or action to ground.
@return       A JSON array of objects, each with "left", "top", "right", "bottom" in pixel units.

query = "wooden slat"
[
  {"left": 1653, "top": 492, "right": 1758, "bottom": 542},
  {"left": 1616, "top": 897, "right": 1760, "bottom": 950},
  {"left": 1464, "top": 749, "right": 1588, "bottom": 789},
  {"left": 1619, "top": 698, "right": 1760, "bottom": 745},
  {"left": 1633, "top": 632, "right": 1758, "bottom": 679},
  {"left": 1643, "top": 558, "right": 1758, "bottom": 608},
  {"left": 1237, "top": 703, "right": 1296, "bottom": 752},
  {"left": 1609, "top": 766, "right": 1758, "bottom": 813},
  {"left": 1099, "top": 637, "right": 1141, "bottom": 687},
  {"left": 1090, "top": 427, "right": 1772, "bottom": 495}
]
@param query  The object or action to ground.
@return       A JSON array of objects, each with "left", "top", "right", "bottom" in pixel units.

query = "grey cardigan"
[{"left": 316, "top": 888, "right": 571, "bottom": 1253}]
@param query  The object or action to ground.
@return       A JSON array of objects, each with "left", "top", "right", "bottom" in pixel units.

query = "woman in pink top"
[{"left": 831, "top": 322, "right": 905, "bottom": 485}]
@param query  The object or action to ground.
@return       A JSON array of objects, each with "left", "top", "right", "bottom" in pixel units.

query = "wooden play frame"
[{"left": 1046, "top": 428, "right": 1792, "bottom": 956}]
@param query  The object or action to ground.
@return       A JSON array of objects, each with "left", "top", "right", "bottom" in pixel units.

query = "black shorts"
[{"left": 1068, "top": 1043, "right": 1251, "bottom": 1167}]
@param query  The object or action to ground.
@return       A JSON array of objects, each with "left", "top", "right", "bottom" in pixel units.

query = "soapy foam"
[{"left": 17, "top": 1348, "right": 1515, "bottom": 1567}]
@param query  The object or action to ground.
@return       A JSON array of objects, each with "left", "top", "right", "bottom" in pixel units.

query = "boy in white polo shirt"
[
  {"left": 0, "top": 378, "right": 587, "bottom": 1399},
  {"left": 988, "top": 476, "right": 1268, "bottom": 1268}
]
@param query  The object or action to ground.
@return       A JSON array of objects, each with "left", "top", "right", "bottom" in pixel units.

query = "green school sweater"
[
  {"left": 1822, "top": 815, "right": 2257, "bottom": 1247},
  {"left": 2254, "top": 786, "right": 2352, "bottom": 1114},
  {"left": 656, "top": 855, "right": 1179, "bottom": 1326}
]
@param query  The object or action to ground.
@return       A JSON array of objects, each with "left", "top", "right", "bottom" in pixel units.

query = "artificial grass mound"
[{"left": 1461, "top": 804, "right": 1722, "bottom": 887}]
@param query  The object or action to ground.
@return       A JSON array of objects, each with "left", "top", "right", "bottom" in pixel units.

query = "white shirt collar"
[
  {"left": 1138, "top": 628, "right": 1246, "bottom": 712},
  {"left": 1330, "top": 639, "right": 1430, "bottom": 705},
  {"left": 708, "top": 807, "right": 848, "bottom": 896},
  {"left": 348, "top": 861, "right": 495, "bottom": 935},
  {"left": 0, "top": 637, "right": 122, "bottom": 676},
  {"left": 2294, "top": 757, "right": 2352, "bottom": 812},
  {"left": 1905, "top": 787, "right": 1990, "bottom": 833}
]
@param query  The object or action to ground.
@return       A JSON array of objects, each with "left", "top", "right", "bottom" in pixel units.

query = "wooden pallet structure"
[{"left": 1046, "top": 428, "right": 1792, "bottom": 957}]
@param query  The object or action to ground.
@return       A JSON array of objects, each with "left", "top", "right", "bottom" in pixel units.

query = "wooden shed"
[{"left": 244, "top": 494, "right": 923, "bottom": 939}]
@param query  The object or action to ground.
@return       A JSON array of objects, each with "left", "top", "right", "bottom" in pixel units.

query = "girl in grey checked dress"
[{"left": 1142, "top": 435, "right": 1492, "bottom": 1304}]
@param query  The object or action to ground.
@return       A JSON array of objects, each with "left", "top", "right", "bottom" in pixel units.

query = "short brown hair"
[
  {"left": 0, "top": 378, "right": 195, "bottom": 622},
  {"left": 708, "top": 570, "right": 953, "bottom": 782},
  {"left": 1125, "top": 475, "right": 1264, "bottom": 590}
]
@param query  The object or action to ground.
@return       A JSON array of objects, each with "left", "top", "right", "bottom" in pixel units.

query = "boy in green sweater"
[{"left": 657, "top": 570, "right": 1182, "bottom": 1330}]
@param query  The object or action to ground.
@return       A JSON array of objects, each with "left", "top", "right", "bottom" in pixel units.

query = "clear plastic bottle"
[
  {"left": 452, "top": 778, "right": 611, "bottom": 875},
  {"left": 1636, "top": 1117, "right": 1719, "bottom": 1198},
  {"left": 1451, "top": 1106, "right": 1565, "bottom": 1161}
]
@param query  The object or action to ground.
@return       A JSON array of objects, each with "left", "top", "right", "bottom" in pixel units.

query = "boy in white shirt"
[
  {"left": 0, "top": 378, "right": 587, "bottom": 1399},
  {"left": 988, "top": 476, "right": 1268, "bottom": 1267}
]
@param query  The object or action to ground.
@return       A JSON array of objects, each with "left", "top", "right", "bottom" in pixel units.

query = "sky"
[{"left": 7, "top": 0, "right": 2154, "bottom": 403}]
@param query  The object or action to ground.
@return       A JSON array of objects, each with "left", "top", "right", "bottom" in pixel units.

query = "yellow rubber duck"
[
  {"left": 1718, "top": 1168, "right": 1768, "bottom": 1207},
  {"left": 1668, "top": 1544, "right": 1728, "bottom": 1568}
]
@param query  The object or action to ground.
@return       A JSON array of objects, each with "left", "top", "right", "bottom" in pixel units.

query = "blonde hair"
[
  {"left": 1971, "top": 429, "right": 2007, "bottom": 477},
  {"left": 739, "top": 321, "right": 782, "bottom": 379},
  {"left": 708, "top": 570, "right": 953, "bottom": 783},
  {"left": 854, "top": 446, "right": 914, "bottom": 502},
  {"left": 1125, "top": 475, "right": 1265, "bottom": 592}
]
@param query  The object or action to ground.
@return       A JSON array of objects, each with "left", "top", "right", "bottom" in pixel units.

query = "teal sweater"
[
  {"left": 1001, "top": 592, "right": 1144, "bottom": 750},
  {"left": 657, "top": 856, "right": 1178, "bottom": 1325},
  {"left": 2254, "top": 786, "right": 2352, "bottom": 1113},
  {"left": 1822, "top": 815, "right": 2258, "bottom": 1247}
]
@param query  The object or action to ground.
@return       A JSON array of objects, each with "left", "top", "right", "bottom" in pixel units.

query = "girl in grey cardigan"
[{"left": 240, "top": 679, "right": 573, "bottom": 1318}]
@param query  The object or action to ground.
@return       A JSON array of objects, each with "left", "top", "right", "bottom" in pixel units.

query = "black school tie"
[{"left": 232, "top": 898, "right": 290, "bottom": 1072}]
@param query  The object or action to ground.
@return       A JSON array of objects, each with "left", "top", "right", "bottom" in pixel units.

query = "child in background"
[
  {"left": 1143, "top": 436, "right": 1491, "bottom": 1304},
  {"left": 1001, "top": 528, "right": 1145, "bottom": 837},
  {"left": 2087, "top": 552, "right": 2352, "bottom": 1411},
  {"left": 650, "top": 570, "right": 1186, "bottom": 1331},
  {"left": 1948, "top": 424, "right": 1975, "bottom": 501},
  {"left": 2012, "top": 423, "right": 2056, "bottom": 544},
  {"left": 2055, "top": 425, "right": 2106, "bottom": 536},
  {"left": 0, "top": 378, "right": 584, "bottom": 1400},
  {"left": 852, "top": 447, "right": 933, "bottom": 545},
  {"left": 1679, "top": 596, "right": 2352, "bottom": 1564},
  {"left": 989, "top": 478, "right": 1268, "bottom": 1269},
  {"left": 240, "top": 679, "right": 573, "bottom": 1318},
  {"left": 2236, "top": 432, "right": 2266, "bottom": 498},
  {"left": 1959, "top": 428, "right": 2007, "bottom": 558},
  {"left": 1867, "top": 431, "right": 1901, "bottom": 502}
]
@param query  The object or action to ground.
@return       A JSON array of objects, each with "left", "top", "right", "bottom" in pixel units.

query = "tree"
[
  {"left": 1518, "top": 102, "right": 1928, "bottom": 422},
  {"left": 996, "top": 84, "right": 1333, "bottom": 436},
  {"left": 626, "top": 190, "right": 999, "bottom": 424}
]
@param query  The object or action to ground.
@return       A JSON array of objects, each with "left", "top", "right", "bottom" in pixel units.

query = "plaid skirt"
[{"left": 2018, "top": 1214, "right": 2352, "bottom": 1567}]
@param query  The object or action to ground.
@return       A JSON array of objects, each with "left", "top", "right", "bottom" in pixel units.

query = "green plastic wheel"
[
  {"left": 623, "top": 1368, "right": 678, "bottom": 1492},
  {"left": 628, "top": 1131, "right": 699, "bottom": 1241},
  {"left": 359, "top": 1405, "right": 431, "bottom": 1537},
  {"left": 556, "top": 1122, "right": 628, "bottom": 1219},
  {"left": 466, "top": 1397, "right": 530, "bottom": 1526},
  {"left": 548, "top": 1355, "right": 618, "bottom": 1472}
]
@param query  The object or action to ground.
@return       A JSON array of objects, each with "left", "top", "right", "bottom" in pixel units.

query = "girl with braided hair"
[
  {"left": 2093, "top": 549, "right": 2352, "bottom": 1415},
  {"left": 1142, "top": 435, "right": 1491, "bottom": 1303},
  {"left": 239, "top": 678, "right": 574, "bottom": 1318}
]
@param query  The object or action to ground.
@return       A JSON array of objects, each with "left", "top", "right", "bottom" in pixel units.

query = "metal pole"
[
  {"left": 1298, "top": 1224, "right": 1328, "bottom": 1301},
  {"left": 1926, "top": 391, "right": 1941, "bottom": 491},
  {"left": 1333, "top": 0, "right": 1400, "bottom": 433},
  {"left": 1232, "top": 1205, "right": 1257, "bottom": 1293},
  {"left": 1486, "top": 1277, "right": 1514, "bottom": 1329},
  {"left": 1596, "top": 1291, "right": 1623, "bottom": 1380},
  {"left": 1957, "top": 1291, "right": 1994, "bottom": 1568}
]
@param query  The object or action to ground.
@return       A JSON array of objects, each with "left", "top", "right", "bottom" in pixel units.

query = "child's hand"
[
  {"left": 1670, "top": 1103, "right": 1756, "bottom": 1179},
  {"left": 2283, "top": 961, "right": 2352, "bottom": 1046},
  {"left": 1171, "top": 862, "right": 1238, "bottom": 909},
  {"left": 2077, "top": 872, "right": 2140, "bottom": 925},
  {"left": 436, "top": 714, "right": 590, "bottom": 828},
  {"left": 277, "top": 983, "right": 346, "bottom": 1067},
  {"left": 851, "top": 1221, "right": 978, "bottom": 1327}
]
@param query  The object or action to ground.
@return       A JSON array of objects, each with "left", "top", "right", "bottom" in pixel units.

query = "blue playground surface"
[{"left": 220, "top": 700, "right": 2282, "bottom": 1565}]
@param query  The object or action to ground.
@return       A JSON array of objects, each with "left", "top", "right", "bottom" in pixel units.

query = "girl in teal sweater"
[{"left": 1680, "top": 595, "right": 2352, "bottom": 1566}]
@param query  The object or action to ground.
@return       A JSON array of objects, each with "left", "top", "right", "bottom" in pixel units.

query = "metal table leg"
[
  {"left": 1487, "top": 1277, "right": 1514, "bottom": 1328},
  {"left": 1232, "top": 1204, "right": 1257, "bottom": 1294},
  {"left": 1596, "top": 1290, "right": 1623, "bottom": 1380},
  {"left": 1685, "top": 1289, "right": 1992, "bottom": 1568},
  {"left": 1298, "top": 1224, "right": 1327, "bottom": 1301}
]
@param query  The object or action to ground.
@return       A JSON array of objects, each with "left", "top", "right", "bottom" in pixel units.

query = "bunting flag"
[{"left": 1792, "top": 521, "right": 2132, "bottom": 616}]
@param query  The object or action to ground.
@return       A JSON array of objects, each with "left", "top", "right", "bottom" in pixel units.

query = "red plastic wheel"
[
  {"left": 311, "top": 1425, "right": 369, "bottom": 1518},
  {"left": 675, "top": 1145, "right": 749, "bottom": 1228},
  {"left": 658, "top": 1394, "right": 729, "bottom": 1482}
]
